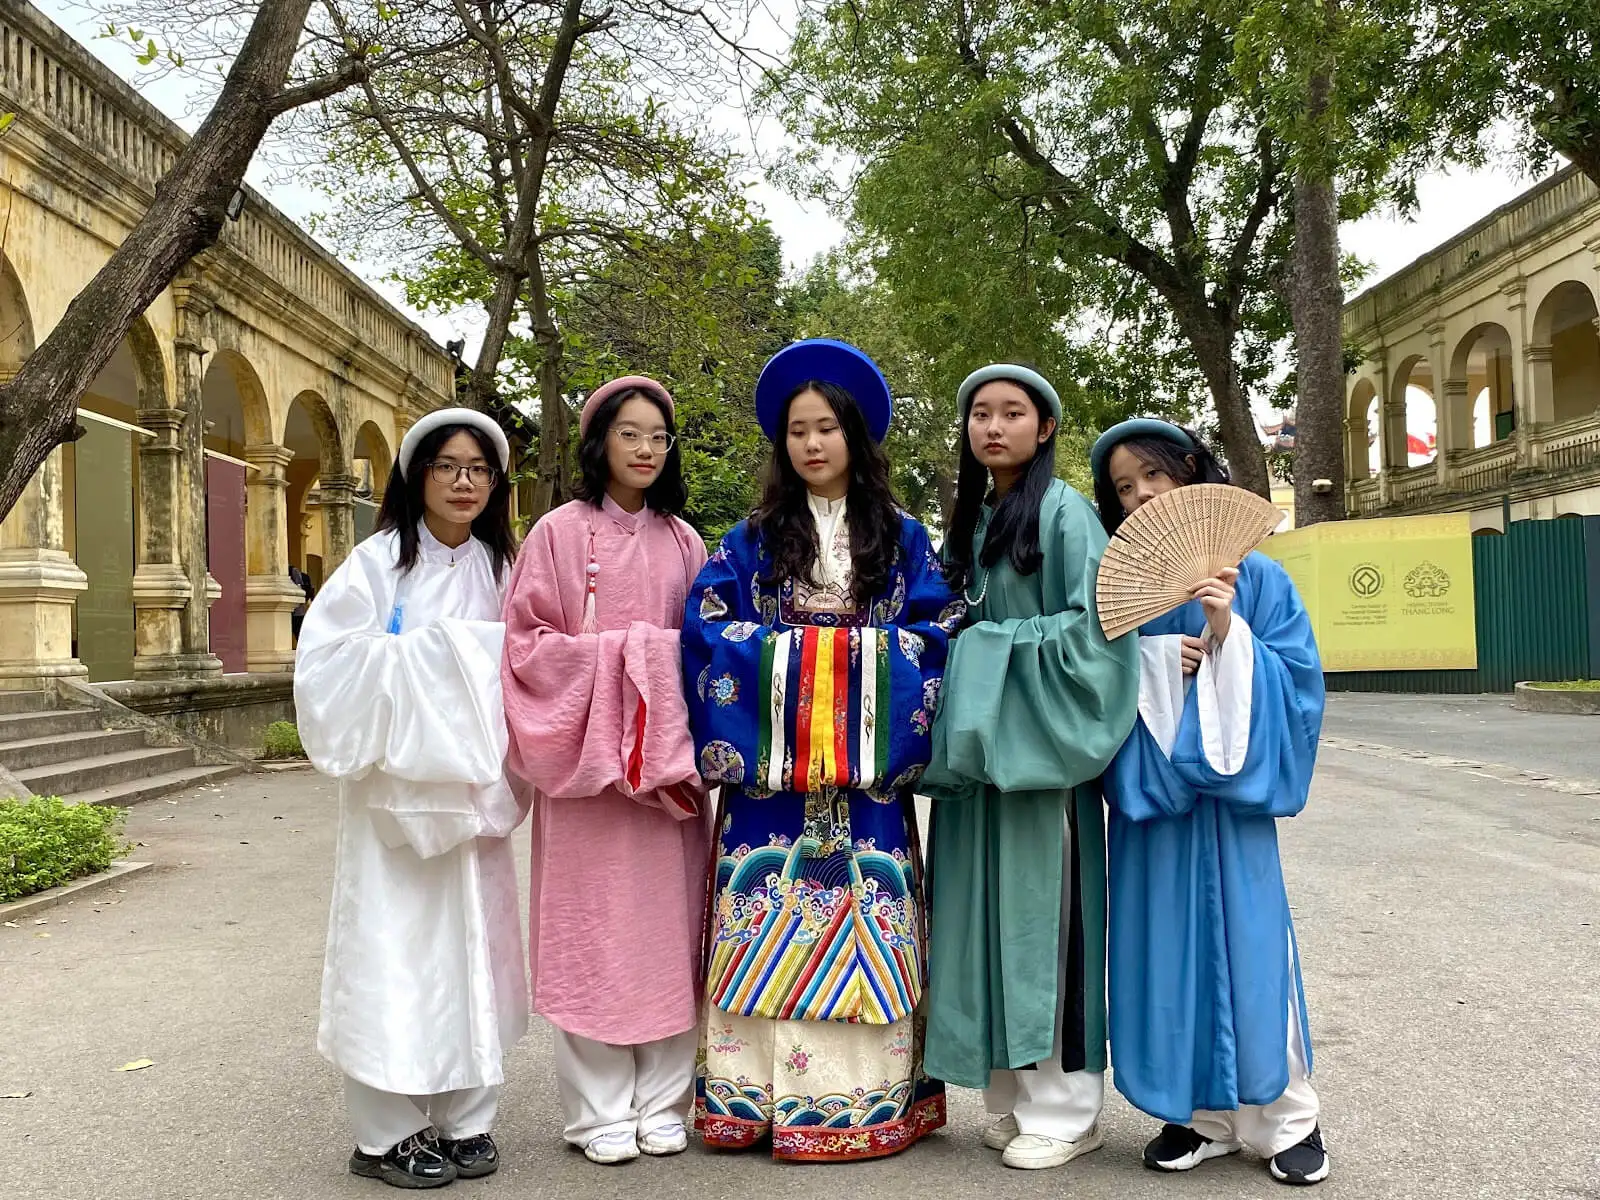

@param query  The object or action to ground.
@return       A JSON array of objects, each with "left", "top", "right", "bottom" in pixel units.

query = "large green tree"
[{"left": 777, "top": 0, "right": 1298, "bottom": 495}]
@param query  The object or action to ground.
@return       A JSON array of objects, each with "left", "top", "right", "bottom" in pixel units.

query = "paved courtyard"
[{"left": 2, "top": 694, "right": 1597, "bottom": 1199}]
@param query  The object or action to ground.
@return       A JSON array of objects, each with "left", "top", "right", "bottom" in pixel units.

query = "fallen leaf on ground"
[
  {"left": 2, "top": 921, "right": 17, "bottom": 929},
  {"left": 1, "top": 1091, "right": 31, "bottom": 1099},
  {"left": 115, "top": 1059, "right": 155, "bottom": 1073},
  {"left": 34, "top": 933, "right": 50, "bottom": 939}
]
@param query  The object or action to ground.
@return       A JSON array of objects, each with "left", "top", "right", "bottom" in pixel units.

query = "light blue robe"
[{"left": 1104, "top": 551, "right": 1324, "bottom": 1123}]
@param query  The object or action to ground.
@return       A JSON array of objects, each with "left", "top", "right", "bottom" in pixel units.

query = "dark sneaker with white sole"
[
  {"left": 349, "top": 1129, "right": 458, "bottom": 1189},
  {"left": 1143, "top": 1123, "right": 1242, "bottom": 1171},
  {"left": 1269, "top": 1125, "right": 1330, "bottom": 1185},
  {"left": 439, "top": 1133, "right": 499, "bottom": 1179}
]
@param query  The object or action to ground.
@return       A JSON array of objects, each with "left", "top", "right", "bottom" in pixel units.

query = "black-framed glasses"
[
  {"left": 427, "top": 461, "right": 499, "bottom": 488},
  {"left": 610, "top": 426, "right": 676, "bottom": 455}
]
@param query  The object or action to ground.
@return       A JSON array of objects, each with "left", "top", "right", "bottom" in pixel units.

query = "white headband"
[{"left": 397, "top": 408, "right": 511, "bottom": 480}]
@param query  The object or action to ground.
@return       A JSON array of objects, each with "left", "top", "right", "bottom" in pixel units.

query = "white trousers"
[
  {"left": 344, "top": 1075, "right": 499, "bottom": 1156},
  {"left": 551, "top": 1028, "right": 697, "bottom": 1145},
  {"left": 1187, "top": 988, "right": 1319, "bottom": 1157},
  {"left": 982, "top": 798, "right": 1104, "bottom": 1143}
]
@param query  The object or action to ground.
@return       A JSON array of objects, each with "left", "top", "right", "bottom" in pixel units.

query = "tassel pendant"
[{"left": 580, "top": 533, "right": 599, "bottom": 634}]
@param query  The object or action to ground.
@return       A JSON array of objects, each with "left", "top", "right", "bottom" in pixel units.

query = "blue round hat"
[
  {"left": 1089, "top": 417, "right": 1197, "bottom": 485},
  {"left": 755, "top": 339, "right": 893, "bottom": 443}
]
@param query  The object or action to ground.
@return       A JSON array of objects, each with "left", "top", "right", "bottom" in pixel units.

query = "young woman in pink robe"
[{"left": 501, "top": 375, "right": 710, "bottom": 1166}]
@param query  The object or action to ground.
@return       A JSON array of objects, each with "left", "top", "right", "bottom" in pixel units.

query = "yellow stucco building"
[
  {"left": 1343, "top": 167, "right": 1600, "bottom": 527},
  {"left": 0, "top": 3, "right": 453, "bottom": 741}
]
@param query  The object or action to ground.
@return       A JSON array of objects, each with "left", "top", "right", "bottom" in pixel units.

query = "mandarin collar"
[
  {"left": 601, "top": 492, "right": 649, "bottom": 533},
  {"left": 418, "top": 519, "right": 480, "bottom": 566}
]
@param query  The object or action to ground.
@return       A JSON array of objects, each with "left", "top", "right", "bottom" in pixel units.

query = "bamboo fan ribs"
[{"left": 1096, "top": 484, "right": 1283, "bottom": 640}]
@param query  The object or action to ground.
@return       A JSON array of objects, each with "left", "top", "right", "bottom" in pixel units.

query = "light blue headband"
[
  {"left": 956, "top": 363, "right": 1063, "bottom": 422},
  {"left": 1089, "top": 418, "right": 1197, "bottom": 484}
]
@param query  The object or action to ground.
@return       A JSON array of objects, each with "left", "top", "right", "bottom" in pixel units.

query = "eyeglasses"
[
  {"left": 610, "top": 426, "right": 676, "bottom": 455},
  {"left": 427, "top": 461, "right": 499, "bottom": 488}
]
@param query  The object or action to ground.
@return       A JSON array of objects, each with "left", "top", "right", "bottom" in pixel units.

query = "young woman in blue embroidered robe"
[
  {"left": 682, "top": 339, "right": 964, "bottom": 1162},
  {"left": 1092, "top": 419, "right": 1330, "bottom": 1187}
]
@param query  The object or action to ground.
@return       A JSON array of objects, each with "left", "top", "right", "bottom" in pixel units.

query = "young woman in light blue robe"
[{"left": 1091, "top": 419, "right": 1330, "bottom": 1187}]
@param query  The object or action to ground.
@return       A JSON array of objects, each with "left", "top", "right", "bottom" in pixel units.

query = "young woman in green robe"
[{"left": 922, "top": 363, "right": 1139, "bottom": 1171}]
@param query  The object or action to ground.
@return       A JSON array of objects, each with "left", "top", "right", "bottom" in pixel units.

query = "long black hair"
[
  {"left": 572, "top": 387, "right": 688, "bottom": 516},
  {"left": 943, "top": 376, "right": 1058, "bottom": 594},
  {"left": 1092, "top": 428, "right": 1229, "bottom": 535},
  {"left": 753, "top": 380, "right": 901, "bottom": 602},
  {"left": 375, "top": 422, "right": 517, "bottom": 580}
]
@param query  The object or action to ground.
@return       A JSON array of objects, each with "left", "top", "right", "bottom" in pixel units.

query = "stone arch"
[
  {"left": 201, "top": 349, "right": 273, "bottom": 454},
  {"left": 354, "top": 420, "right": 392, "bottom": 496},
  {"left": 0, "top": 251, "right": 37, "bottom": 368},
  {"left": 1391, "top": 354, "right": 1436, "bottom": 467},
  {"left": 1531, "top": 280, "right": 1600, "bottom": 425},
  {"left": 1347, "top": 377, "right": 1379, "bottom": 478},
  {"left": 1449, "top": 323, "right": 1515, "bottom": 448},
  {"left": 284, "top": 390, "right": 347, "bottom": 588}
]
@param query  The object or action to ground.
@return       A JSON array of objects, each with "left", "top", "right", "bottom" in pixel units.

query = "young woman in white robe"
[{"left": 295, "top": 408, "right": 528, "bottom": 1190}]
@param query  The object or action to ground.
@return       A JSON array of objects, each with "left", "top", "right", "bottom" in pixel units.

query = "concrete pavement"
[{"left": 2, "top": 705, "right": 1597, "bottom": 1200}]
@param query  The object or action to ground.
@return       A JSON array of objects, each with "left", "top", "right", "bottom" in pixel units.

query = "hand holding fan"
[{"left": 1096, "top": 483, "right": 1283, "bottom": 640}]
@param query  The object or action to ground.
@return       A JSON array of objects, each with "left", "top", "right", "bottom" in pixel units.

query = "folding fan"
[{"left": 1096, "top": 483, "right": 1283, "bottom": 640}]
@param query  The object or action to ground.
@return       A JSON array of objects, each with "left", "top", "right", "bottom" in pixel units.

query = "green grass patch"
[
  {"left": 261, "top": 720, "right": 305, "bottom": 760},
  {"left": 0, "top": 796, "right": 130, "bottom": 903},
  {"left": 1526, "top": 680, "right": 1600, "bottom": 691}
]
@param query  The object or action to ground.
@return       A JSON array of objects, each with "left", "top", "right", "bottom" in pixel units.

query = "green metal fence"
[{"left": 1328, "top": 515, "right": 1598, "bottom": 694}]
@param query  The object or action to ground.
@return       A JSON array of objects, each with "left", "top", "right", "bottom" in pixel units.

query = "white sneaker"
[
  {"left": 1001, "top": 1125, "right": 1105, "bottom": 1170},
  {"left": 584, "top": 1131, "right": 640, "bottom": 1164},
  {"left": 982, "top": 1114, "right": 1019, "bottom": 1150},
  {"left": 639, "top": 1123, "right": 689, "bottom": 1157}
]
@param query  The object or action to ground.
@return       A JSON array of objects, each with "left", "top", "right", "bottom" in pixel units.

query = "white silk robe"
[{"left": 295, "top": 523, "right": 529, "bottom": 1095}]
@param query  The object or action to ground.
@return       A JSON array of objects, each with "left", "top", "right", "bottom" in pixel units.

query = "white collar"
[{"left": 417, "top": 519, "right": 479, "bottom": 566}]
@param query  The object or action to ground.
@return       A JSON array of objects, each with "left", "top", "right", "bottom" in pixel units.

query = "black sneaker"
[
  {"left": 438, "top": 1133, "right": 499, "bottom": 1179},
  {"left": 1143, "top": 1123, "right": 1242, "bottom": 1172},
  {"left": 349, "top": 1129, "right": 458, "bottom": 1189},
  {"left": 1269, "top": 1125, "right": 1329, "bottom": 1185}
]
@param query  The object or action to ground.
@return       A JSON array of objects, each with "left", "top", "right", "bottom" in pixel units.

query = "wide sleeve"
[
  {"left": 879, "top": 519, "right": 967, "bottom": 793},
  {"left": 1169, "top": 555, "right": 1325, "bottom": 816},
  {"left": 294, "top": 546, "right": 509, "bottom": 789},
  {"left": 681, "top": 526, "right": 774, "bottom": 794},
  {"left": 501, "top": 517, "right": 702, "bottom": 817},
  {"left": 923, "top": 495, "right": 1139, "bottom": 801}
]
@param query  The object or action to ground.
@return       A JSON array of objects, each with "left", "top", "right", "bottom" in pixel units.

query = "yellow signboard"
[{"left": 1258, "top": 512, "right": 1477, "bottom": 672}]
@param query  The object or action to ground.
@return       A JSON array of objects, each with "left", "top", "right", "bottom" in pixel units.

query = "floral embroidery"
[
  {"left": 721, "top": 621, "right": 761, "bottom": 643},
  {"left": 701, "top": 740, "right": 746, "bottom": 784},
  {"left": 936, "top": 600, "right": 967, "bottom": 632},
  {"left": 897, "top": 628, "right": 925, "bottom": 667},
  {"left": 708, "top": 1024, "right": 749, "bottom": 1055},
  {"left": 909, "top": 709, "right": 931, "bottom": 736},
  {"left": 888, "top": 1025, "right": 912, "bottom": 1059},
  {"left": 710, "top": 542, "right": 730, "bottom": 564},
  {"left": 700, "top": 587, "right": 730, "bottom": 620},
  {"left": 871, "top": 574, "right": 908, "bottom": 625},
  {"left": 922, "top": 677, "right": 942, "bottom": 713},
  {"left": 710, "top": 673, "right": 741, "bottom": 707},
  {"left": 786, "top": 1045, "right": 811, "bottom": 1076},
  {"left": 890, "top": 764, "right": 925, "bottom": 791},
  {"left": 697, "top": 665, "right": 711, "bottom": 702}
]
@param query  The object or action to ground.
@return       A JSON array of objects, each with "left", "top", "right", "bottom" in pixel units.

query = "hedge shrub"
[
  {"left": 0, "top": 796, "right": 129, "bottom": 903},
  {"left": 261, "top": 721, "right": 305, "bottom": 760}
]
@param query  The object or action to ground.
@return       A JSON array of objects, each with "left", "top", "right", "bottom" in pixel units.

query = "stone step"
[
  {"left": 0, "top": 708, "right": 102, "bottom": 743},
  {"left": 0, "top": 691, "right": 51, "bottom": 716},
  {"left": 0, "top": 728, "right": 150, "bottom": 771},
  {"left": 17, "top": 746, "right": 197, "bottom": 797},
  {"left": 69, "top": 762, "right": 245, "bottom": 808}
]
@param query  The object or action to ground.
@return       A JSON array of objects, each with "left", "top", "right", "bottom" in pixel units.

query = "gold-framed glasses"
[
  {"left": 427, "top": 461, "right": 499, "bottom": 488},
  {"left": 610, "top": 426, "right": 676, "bottom": 455}
]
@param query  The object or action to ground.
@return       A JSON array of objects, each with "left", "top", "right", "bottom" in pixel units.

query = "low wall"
[{"left": 98, "top": 674, "right": 296, "bottom": 751}]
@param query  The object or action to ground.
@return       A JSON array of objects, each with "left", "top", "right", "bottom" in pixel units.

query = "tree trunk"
[
  {"left": 1175, "top": 309, "right": 1271, "bottom": 497},
  {"left": 526, "top": 259, "right": 569, "bottom": 520},
  {"left": 1290, "top": 57, "right": 1346, "bottom": 528},
  {"left": 0, "top": 0, "right": 320, "bottom": 523},
  {"left": 463, "top": 265, "right": 525, "bottom": 411}
]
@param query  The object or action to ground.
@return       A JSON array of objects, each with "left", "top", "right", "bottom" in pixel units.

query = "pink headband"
[{"left": 579, "top": 375, "right": 675, "bottom": 435}]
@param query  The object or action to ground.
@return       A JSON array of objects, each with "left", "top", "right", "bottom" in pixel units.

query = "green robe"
[{"left": 921, "top": 479, "right": 1138, "bottom": 1089}]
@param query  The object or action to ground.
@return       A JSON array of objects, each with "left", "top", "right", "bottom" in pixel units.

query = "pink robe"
[{"left": 502, "top": 495, "right": 710, "bottom": 1046}]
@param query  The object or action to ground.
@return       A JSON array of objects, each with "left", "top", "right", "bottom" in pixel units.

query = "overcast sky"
[{"left": 33, "top": 0, "right": 1548, "bottom": 370}]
